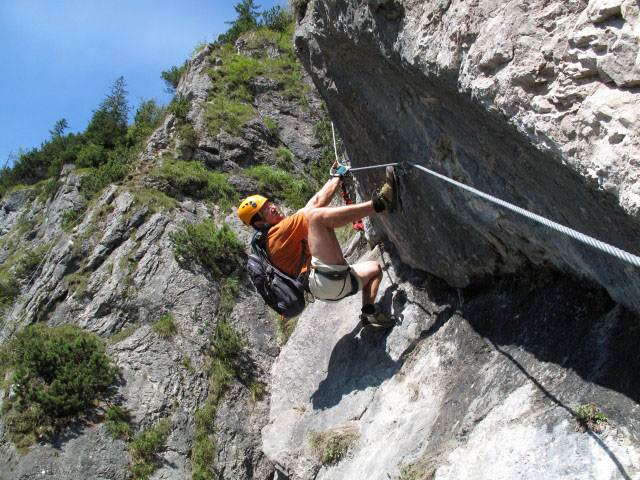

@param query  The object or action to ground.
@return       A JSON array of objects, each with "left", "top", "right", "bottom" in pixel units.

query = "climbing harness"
[{"left": 328, "top": 123, "right": 640, "bottom": 268}]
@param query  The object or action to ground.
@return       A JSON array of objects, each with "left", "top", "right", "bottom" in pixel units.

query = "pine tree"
[
  {"left": 85, "top": 76, "right": 130, "bottom": 150},
  {"left": 262, "top": 5, "right": 293, "bottom": 34},
  {"left": 49, "top": 118, "right": 69, "bottom": 138},
  {"left": 217, "top": 0, "right": 261, "bottom": 45}
]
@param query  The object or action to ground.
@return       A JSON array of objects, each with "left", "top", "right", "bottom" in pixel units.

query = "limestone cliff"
[{"left": 0, "top": 2, "right": 639, "bottom": 480}]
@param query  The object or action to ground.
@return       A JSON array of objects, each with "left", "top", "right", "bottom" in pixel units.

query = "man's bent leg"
[
  {"left": 309, "top": 202, "right": 376, "bottom": 230},
  {"left": 306, "top": 203, "right": 375, "bottom": 265},
  {"left": 350, "top": 261, "right": 382, "bottom": 306}
]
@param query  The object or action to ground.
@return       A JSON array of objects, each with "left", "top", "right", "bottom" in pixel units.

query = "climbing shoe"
[
  {"left": 373, "top": 166, "right": 402, "bottom": 214},
  {"left": 360, "top": 306, "right": 397, "bottom": 330}
]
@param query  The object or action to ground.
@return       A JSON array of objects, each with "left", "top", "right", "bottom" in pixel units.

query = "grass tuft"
[
  {"left": 129, "top": 418, "right": 172, "bottom": 479},
  {"left": 243, "top": 166, "right": 314, "bottom": 211},
  {"left": 309, "top": 425, "right": 359, "bottom": 466},
  {"left": 155, "top": 160, "right": 237, "bottom": 208},
  {"left": 152, "top": 314, "right": 177, "bottom": 341}
]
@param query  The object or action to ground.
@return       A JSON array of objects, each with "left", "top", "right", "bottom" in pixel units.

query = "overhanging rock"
[{"left": 294, "top": 0, "right": 640, "bottom": 314}]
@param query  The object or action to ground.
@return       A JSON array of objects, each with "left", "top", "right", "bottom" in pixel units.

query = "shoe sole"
[
  {"left": 385, "top": 166, "right": 402, "bottom": 214},
  {"left": 361, "top": 316, "right": 397, "bottom": 330}
]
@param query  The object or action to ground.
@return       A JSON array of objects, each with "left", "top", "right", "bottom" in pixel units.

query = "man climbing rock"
[{"left": 238, "top": 166, "right": 401, "bottom": 329}]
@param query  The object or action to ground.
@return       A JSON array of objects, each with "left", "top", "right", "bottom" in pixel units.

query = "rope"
[
  {"left": 327, "top": 123, "right": 639, "bottom": 267},
  {"left": 349, "top": 162, "right": 401, "bottom": 172},
  {"left": 405, "top": 161, "right": 640, "bottom": 268},
  {"left": 331, "top": 122, "right": 340, "bottom": 163}
]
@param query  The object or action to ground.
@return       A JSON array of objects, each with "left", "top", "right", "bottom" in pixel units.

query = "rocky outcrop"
[
  {"left": 294, "top": 0, "right": 640, "bottom": 314},
  {"left": 0, "top": 32, "right": 326, "bottom": 479}
]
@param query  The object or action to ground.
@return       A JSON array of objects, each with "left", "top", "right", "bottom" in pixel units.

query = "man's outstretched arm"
[{"left": 302, "top": 176, "right": 341, "bottom": 211}]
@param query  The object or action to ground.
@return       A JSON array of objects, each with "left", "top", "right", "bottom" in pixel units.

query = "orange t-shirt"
[{"left": 265, "top": 211, "right": 311, "bottom": 277}]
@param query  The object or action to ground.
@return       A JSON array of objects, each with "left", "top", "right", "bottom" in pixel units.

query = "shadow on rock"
[
  {"left": 311, "top": 321, "right": 401, "bottom": 410},
  {"left": 460, "top": 268, "right": 640, "bottom": 407}
]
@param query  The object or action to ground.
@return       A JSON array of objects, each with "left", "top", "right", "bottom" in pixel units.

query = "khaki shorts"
[{"left": 308, "top": 257, "right": 363, "bottom": 303}]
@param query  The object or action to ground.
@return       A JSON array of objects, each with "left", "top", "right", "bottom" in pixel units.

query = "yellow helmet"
[{"left": 238, "top": 195, "right": 268, "bottom": 226}]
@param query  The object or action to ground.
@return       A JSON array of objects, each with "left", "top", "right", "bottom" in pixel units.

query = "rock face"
[
  {"left": 263, "top": 246, "right": 640, "bottom": 479},
  {"left": 294, "top": 0, "right": 640, "bottom": 314}
]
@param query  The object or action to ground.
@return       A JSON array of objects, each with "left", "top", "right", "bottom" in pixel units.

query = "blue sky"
[{"left": 0, "top": 0, "right": 282, "bottom": 167}]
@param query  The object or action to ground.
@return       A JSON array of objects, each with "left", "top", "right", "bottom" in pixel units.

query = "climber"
[{"left": 238, "top": 166, "right": 402, "bottom": 329}]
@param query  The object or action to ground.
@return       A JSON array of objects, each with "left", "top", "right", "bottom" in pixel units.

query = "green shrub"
[
  {"left": 155, "top": 160, "right": 236, "bottom": 206},
  {"left": 177, "top": 124, "right": 197, "bottom": 150},
  {"left": 14, "top": 245, "right": 49, "bottom": 281},
  {"left": 169, "top": 220, "right": 245, "bottom": 276},
  {"left": 152, "top": 314, "right": 177, "bottom": 340},
  {"left": 216, "top": 0, "right": 260, "bottom": 45},
  {"left": 105, "top": 405, "right": 133, "bottom": 440},
  {"left": 76, "top": 144, "right": 107, "bottom": 168},
  {"left": 168, "top": 97, "right": 191, "bottom": 123},
  {"left": 1, "top": 324, "right": 119, "bottom": 446},
  {"left": 79, "top": 156, "right": 131, "bottom": 198},
  {"left": 129, "top": 418, "right": 171, "bottom": 479},
  {"left": 61, "top": 207, "right": 86, "bottom": 232},
  {"left": 261, "top": 6, "right": 294, "bottom": 35},
  {"left": 204, "top": 95, "right": 256, "bottom": 137},
  {"left": 15, "top": 214, "right": 38, "bottom": 235},
  {"left": 43, "top": 178, "right": 62, "bottom": 201},
  {"left": 275, "top": 146, "right": 294, "bottom": 169},
  {"left": 575, "top": 403, "right": 607, "bottom": 433},
  {"left": 127, "top": 99, "right": 167, "bottom": 151},
  {"left": 396, "top": 457, "right": 437, "bottom": 480},
  {"left": 243, "top": 165, "right": 314, "bottom": 210},
  {"left": 161, "top": 61, "right": 189, "bottom": 93},
  {"left": 0, "top": 277, "right": 20, "bottom": 308}
]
